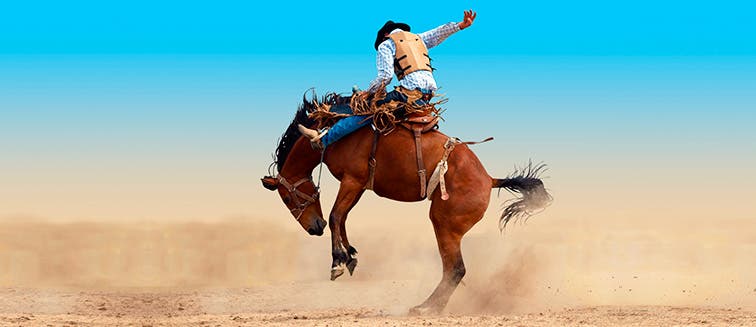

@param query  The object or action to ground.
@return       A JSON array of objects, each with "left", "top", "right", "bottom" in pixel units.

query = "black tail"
[{"left": 492, "top": 162, "right": 552, "bottom": 230}]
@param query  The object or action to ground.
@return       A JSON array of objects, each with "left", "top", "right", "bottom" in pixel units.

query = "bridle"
[
  {"left": 276, "top": 175, "right": 320, "bottom": 221},
  {"left": 274, "top": 142, "right": 326, "bottom": 222}
]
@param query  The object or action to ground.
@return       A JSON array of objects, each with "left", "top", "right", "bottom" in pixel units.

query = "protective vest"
[{"left": 389, "top": 31, "right": 433, "bottom": 80}]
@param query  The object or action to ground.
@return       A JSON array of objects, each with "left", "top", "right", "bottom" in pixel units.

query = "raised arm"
[{"left": 419, "top": 10, "right": 477, "bottom": 49}]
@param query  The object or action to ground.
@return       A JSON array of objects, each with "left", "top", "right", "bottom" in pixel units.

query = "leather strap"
[
  {"left": 437, "top": 138, "right": 458, "bottom": 200},
  {"left": 461, "top": 137, "right": 494, "bottom": 145},
  {"left": 365, "top": 127, "right": 380, "bottom": 190},
  {"left": 277, "top": 175, "right": 319, "bottom": 221},
  {"left": 412, "top": 126, "right": 427, "bottom": 198}
]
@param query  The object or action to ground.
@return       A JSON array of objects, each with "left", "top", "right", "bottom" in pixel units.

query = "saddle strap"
[
  {"left": 427, "top": 136, "right": 493, "bottom": 201},
  {"left": 461, "top": 136, "right": 494, "bottom": 145},
  {"left": 413, "top": 127, "right": 427, "bottom": 198},
  {"left": 365, "top": 127, "right": 380, "bottom": 190},
  {"left": 427, "top": 137, "right": 457, "bottom": 201}
]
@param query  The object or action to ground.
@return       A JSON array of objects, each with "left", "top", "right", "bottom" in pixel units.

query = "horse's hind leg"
[
  {"left": 410, "top": 218, "right": 465, "bottom": 315},
  {"left": 411, "top": 193, "right": 488, "bottom": 315},
  {"left": 328, "top": 178, "right": 365, "bottom": 280}
]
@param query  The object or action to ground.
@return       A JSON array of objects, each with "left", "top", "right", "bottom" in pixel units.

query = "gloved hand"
[{"left": 458, "top": 10, "right": 477, "bottom": 30}]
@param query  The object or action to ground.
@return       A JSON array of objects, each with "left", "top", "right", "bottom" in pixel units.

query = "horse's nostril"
[
  {"left": 307, "top": 226, "right": 324, "bottom": 236},
  {"left": 306, "top": 219, "right": 326, "bottom": 236}
]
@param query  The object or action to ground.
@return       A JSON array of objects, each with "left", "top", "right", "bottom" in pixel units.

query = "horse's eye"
[{"left": 283, "top": 195, "right": 292, "bottom": 205}]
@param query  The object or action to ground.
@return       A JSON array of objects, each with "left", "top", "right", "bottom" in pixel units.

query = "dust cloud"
[
  {"left": 2, "top": 203, "right": 755, "bottom": 316},
  {"left": 447, "top": 217, "right": 756, "bottom": 314},
  {"left": 0, "top": 218, "right": 306, "bottom": 289}
]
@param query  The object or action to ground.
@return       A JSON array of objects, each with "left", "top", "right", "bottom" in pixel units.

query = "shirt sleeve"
[
  {"left": 367, "top": 41, "right": 395, "bottom": 92},
  {"left": 418, "top": 22, "right": 460, "bottom": 49}
]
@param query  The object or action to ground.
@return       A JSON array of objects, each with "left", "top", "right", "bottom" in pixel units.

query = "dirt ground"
[
  {"left": 1, "top": 287, "right": 756, "bottom": 326},
  {"left": 1, "top": 217, "right": 755, "bottom": 326}
]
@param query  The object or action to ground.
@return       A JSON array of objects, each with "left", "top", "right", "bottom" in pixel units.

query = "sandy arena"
[{"left": 1, "top": 212, "right": 755, "bottom": 326}]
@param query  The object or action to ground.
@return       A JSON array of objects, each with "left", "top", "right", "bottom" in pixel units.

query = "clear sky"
[
  {"left": 1, "top": 1, "right": 755, "bottom": 221},
  {"left": 2, "top": 0, "right": 755, "bottom": 55}
]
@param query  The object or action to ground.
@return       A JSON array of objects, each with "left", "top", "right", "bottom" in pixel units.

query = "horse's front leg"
[
  {"left": 327, "top": 178, "right": 365, "bottom": 280},
  {"left": 341, "top": 223, "right": 359, "bottom": 276}
]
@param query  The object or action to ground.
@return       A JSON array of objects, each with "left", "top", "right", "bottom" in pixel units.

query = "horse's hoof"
[
  {"left": 409, "top": 304, "right": 440, "bottom": 316},
  {"left": 330, "top": 265, "right": 345, "bottom": 281},
  {"left": 346, "top": 257, "right": 358, "bottom": 275}
]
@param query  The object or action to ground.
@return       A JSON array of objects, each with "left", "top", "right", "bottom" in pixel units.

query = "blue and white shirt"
[{"left": 368, "top": 22, "right": 460, "bottom": 93}]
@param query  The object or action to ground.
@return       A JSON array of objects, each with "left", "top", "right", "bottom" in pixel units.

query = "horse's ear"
[{"left": 261, "top": 176, "right": 279, "bottom": 191}]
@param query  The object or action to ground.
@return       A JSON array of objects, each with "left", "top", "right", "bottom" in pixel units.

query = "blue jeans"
[{"left": 321, "top": 114, "right": 372, "bottom": 147}]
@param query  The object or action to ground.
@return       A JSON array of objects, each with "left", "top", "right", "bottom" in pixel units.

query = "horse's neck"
[{"left": 279, "top": 137, "right": 321, "bottom": 178}]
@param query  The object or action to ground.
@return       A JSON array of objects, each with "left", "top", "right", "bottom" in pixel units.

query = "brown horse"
[{"left": 261, "top": 97, "right": 551, "bottom": 314}]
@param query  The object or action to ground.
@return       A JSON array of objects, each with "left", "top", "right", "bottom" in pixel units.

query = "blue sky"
[
  {"left": 1, "top": 0, "right": 755, "bottom": 55},
  {"left": 1, "top": 1, "right": 755, "bottom": 220}
]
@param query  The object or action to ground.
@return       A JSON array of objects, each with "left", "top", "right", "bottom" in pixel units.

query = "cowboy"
[{"left": 299, "top": 10, "right": 477, "bottom": 149}]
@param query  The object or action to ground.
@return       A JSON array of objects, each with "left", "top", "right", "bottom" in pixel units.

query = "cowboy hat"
[{"left": 374, "top": 20, "right": 411, "bottom": 50}]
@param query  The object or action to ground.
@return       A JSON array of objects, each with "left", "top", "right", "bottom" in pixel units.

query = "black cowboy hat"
[{"left": 374, "top": 20, "right": 411, "bottom": 50}]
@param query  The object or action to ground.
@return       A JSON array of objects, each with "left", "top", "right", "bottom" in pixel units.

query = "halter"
[{"left": 276, "top": 175, "right": 320, "bottom": 221}]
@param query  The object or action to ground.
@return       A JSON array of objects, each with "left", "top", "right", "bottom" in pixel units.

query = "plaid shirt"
[{"left": 368, "top": 22, "right": 460, "bottom": 93}]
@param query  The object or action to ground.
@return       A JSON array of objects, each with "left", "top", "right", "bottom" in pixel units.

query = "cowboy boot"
[{"left": 297, "top": 124, "right": 326, "bottom": 151}]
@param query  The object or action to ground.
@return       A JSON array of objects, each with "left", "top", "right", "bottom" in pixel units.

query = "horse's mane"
[
  {"left": 271, "top": 91, "right": 320, "bottom": 174},
  {"left": 270, "top": 89, "right": 356, "bottom": 174}
]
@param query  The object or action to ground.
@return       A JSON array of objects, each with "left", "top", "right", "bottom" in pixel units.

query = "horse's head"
[
  {"left": 262, "top": 175, "right": 326, "bottom": 236},
  {"left": 263, "top": 95, "right": 328, "bottom": 235}
]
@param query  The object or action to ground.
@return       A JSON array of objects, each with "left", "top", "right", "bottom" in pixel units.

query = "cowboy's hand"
[{"left": 458, "top": 10, "right": 477, "bottom": 30}]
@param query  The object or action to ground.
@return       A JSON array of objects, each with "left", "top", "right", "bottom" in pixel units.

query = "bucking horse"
[{"left": 261, "top": 94, "right": 551, "bottom": 314}]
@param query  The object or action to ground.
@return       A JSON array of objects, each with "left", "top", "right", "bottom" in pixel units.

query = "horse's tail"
[{"left": 491, "top": 162, "right": 552, "bottom": 230}]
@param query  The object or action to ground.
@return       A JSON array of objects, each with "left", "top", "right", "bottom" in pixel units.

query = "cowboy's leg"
[{"left": 320, "top": 115, "right": 373, "bottom": 148}]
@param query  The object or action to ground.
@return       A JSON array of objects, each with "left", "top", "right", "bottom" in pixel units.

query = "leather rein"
[{"left": 276, "top": 175, "right": 320, "bottom": 221}]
